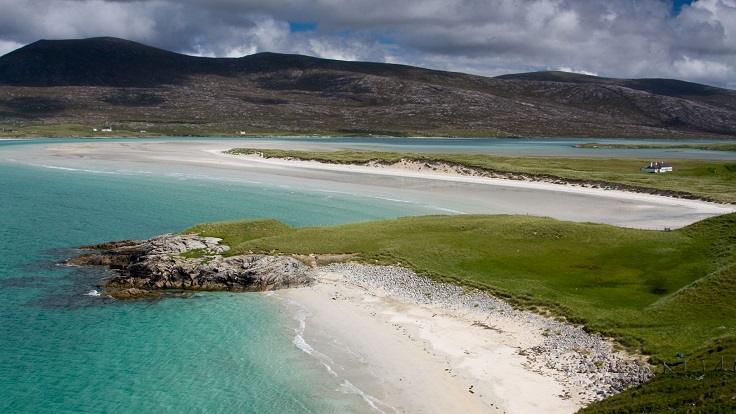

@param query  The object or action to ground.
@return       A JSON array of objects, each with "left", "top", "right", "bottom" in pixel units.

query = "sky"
[{"left": 0, "top": 0, "right": 734, "bottom": 89}]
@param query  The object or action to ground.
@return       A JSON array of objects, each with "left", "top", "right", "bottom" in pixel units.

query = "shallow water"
[{"left": 0, "top": 150, "right": 437, "bottom": 413}]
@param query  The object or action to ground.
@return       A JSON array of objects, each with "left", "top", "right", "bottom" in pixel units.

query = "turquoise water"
[
  {"left": 0, "top": 148, "right": 437, "bottom": 413},
  {"left": 2, "top": 136, "right": 735, "bottom": 159}
]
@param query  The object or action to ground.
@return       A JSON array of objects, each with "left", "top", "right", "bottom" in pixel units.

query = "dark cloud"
[{"left": 0, "top": 0, "right": 734, "bottom": 88}]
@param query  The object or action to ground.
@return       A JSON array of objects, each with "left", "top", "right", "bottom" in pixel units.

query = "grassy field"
[
  {"left": 575, "top": 142, "right": 736, "bottom": 152},
  {"left": 0, "top": 123, "right": 512, "bottom": 139},
  {"left": 186, "top": 213, "right": 736, "bottom": 411},
  {"left": 226, "top": 149, "right": 736, "bottom": 204},
  {"left": 187, "top": 213, "right": 736, "bottom": 361}
]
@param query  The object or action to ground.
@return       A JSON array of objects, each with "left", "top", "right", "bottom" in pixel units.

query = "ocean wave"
[
  {"left": 338, "top": 380, "right": 399, "bottom": 414},
  {"left": 287, "top": 300, "right": 338, "bottom": 377}
]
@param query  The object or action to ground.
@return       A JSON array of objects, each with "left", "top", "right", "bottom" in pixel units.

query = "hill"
[{"left": 1, "top": 37, "right": 735, "bottom": 139}]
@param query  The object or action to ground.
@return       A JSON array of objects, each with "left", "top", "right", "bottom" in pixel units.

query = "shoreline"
[
  {"left": 276, "top": 263, "right": 652, "bottom": 414},
  {"left": 216, "top": 151, "right": 735, "bottom": 226},
  {"left": 224, "top": 151, "right": 732, "bottom": 205}
]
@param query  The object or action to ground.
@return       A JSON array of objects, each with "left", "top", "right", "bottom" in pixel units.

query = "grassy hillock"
[
  {"left": 187, "top": 213, "right": 736, "bottom": 413},
  {"left": 226, "top": 149, "right": 736, "bottom": 204},
  {"left": 186, "top": 213, "right": 736, "bottom": 411},
  {"left": 575, "top": 142, "right": 736, "bottom": 152},
  {"left": 187, "top": 213, "right": 736, "bottom": 360},
  {"left": 578, "top": 371, "right": 736, "bottom": 413}
]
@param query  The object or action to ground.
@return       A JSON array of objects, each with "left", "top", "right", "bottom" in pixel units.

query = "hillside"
[
  {"left": 1, "top": 37, "right": 735, "bottom": 139},
  {"left": 186, "top": 213, "right": 736, "bottom": 411},
  {"left": 185, "top": 213, "right": 736, "bottom": 360}
]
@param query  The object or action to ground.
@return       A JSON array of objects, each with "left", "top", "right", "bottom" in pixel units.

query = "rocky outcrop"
[{"left": 67, "top": 234, "right": 313, "bottom": 299}]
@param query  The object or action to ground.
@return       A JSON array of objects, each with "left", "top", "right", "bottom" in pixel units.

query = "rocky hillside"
[{"left": 1, "top": 37, "right": 735, "bottom": 139}]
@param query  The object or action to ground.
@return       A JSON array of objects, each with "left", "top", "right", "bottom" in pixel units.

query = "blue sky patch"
[
  {"left": 671, "top": 0, "right": 695, "bottom": 14},
  {"left": 289, "top": 21, "right": 317, "bottom": 33}
]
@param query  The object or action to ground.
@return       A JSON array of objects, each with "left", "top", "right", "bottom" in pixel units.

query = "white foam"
[
  {"left": 338, "top": 380, "right": 399, "bottom": 414},
  {"left": 85, "top": 290, "right": 100, "bottom": 297},
  {"left": 288, "top": 300, "right": 338, "bottom": 377}
]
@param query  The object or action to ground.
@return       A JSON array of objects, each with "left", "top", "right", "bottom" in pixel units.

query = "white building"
[{"left": 641, "top": 162, "right": 673, "bottom": 173}]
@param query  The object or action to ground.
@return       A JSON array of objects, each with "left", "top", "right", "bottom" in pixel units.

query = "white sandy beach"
[
  {"left": 275, "top": 264, "right": 650, "bottom": 414},
  {"left": 277, "top": 272, "right": 569, "bottom": 413},
  {"left": 5, "top": 139, "right": 730, "bottom": 229},
  {"left": 3, "top": 139, "right": 730, "bottom": 413}
]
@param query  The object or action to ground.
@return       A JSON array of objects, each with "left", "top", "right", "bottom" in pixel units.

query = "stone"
[{"left": 66, "top": 234, "right": 314, "bottom": 297}]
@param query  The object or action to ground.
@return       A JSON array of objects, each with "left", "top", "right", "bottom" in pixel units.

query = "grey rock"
[{"left": 67, "top": 234, "right": 313, "bottom": 295}]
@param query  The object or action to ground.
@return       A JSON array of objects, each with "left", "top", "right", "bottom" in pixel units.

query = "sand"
[
  {"left": 276, "top": 270, "right": 579, "bottom": 414},
  {"left": 4, "top": 139, "right": 731, "bottom": 230},
  {"left": 274, "top": 264, "right": 652, "bottom": 414}
]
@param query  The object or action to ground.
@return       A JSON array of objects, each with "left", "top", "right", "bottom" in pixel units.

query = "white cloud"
[
  {"left": 558, "top": 67, "right": 598, "bottom": 76},
  {"left": 674, "top": 55, "right": 731, "bottom": 78},
  {"left": 0, "top": 40, "right": 23, "bottom": 56}
]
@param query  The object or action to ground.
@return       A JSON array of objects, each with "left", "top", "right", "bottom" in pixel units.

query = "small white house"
[{"left": 641, "top": 162, "right": 673, "bottom": 173}]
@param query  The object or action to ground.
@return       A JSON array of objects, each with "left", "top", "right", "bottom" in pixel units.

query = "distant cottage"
[{"left": 641, "top": 161, "right": 673, "bottom": 173}]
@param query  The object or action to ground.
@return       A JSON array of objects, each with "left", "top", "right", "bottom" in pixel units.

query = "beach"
[
  {"left": 8, "top": 139, "right": 732, "bottom": 229},
  {"left": 3, "top": 138, "right": 731, "bottom": 413},
  {"left": 275, "top": 264, "right": 651, "bottom": 414}
]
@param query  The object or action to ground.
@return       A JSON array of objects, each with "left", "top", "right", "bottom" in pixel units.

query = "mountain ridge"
[{"left": 1, "top": 37, "right": 734, "bottom": 139}]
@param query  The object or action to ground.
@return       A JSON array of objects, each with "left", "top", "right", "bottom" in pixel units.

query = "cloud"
[
  {"left": 0, "top": 40, "right": 23, "bottom": 56},
  {"left": 0, "top": 0, "right": 734, "bottom": 88}
]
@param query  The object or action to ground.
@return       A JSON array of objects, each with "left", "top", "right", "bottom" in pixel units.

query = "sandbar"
[{"left": 2, "top": 139, "right": 730, "bottom": 229}]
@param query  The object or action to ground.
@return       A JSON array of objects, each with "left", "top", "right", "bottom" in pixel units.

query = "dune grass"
[{"left": 225, "top": 148, "right": 736, "bottom": 203}]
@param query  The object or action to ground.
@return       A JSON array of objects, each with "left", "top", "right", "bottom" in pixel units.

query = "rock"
[{"left": 67, "top": 234, "right": 314, "bottom": 298}]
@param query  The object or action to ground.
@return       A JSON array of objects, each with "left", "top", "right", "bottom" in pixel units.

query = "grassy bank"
[
  {"left": 575, "top": 142, "right": 736, "bottom": 152},
  {"left": 186, "top": 213, "right": 736, "bottom": 411},
  {"left": 0, "top": 123, "right": 512, "bottom": 139},
  {"left": 226, "top": 149, "right": 736, "bottom": 204},
  {"left": 578, "top": 370, "right": 736, "bottom": 413},
  {"left": 187, "top": 213, "right": 736, "bottom": 361}
]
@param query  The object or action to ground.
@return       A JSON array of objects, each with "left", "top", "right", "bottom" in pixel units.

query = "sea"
[{"left": 1, "top": 137, "right": 734, "bottom": 413}]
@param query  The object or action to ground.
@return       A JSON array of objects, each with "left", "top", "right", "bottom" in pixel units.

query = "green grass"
[
  {"left": 182, "top": 212, "right": 736, "bottom": 411},
  {"left": 186, "top": 219, "right": 295, "bottom": 248},
  {"left": 185, "top": 213, "right": 736, "bottom": 361},
  {"left": 577, "top": 371, "right": 736, "bottom": 413},
  {"left": 576, "top": 142, "right": 736, "bottom": 152},
  {"left": 0, "top": 123, "right": 163, "bottom": 138},
  {"left": 0, "top": 120, "right": 514, "bottom": 139},
  {"left": 226, "top": 149, "right": 736, "bottom": 203}
]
